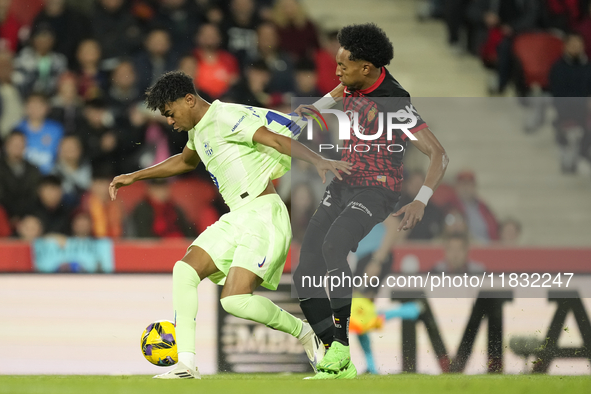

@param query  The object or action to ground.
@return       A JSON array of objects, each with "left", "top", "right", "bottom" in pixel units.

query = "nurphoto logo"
[{"left": 304, "top": 105, "right": 420, "bottom": 153}]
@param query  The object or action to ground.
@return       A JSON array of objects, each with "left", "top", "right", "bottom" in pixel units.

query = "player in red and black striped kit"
[{"left": 293, "top": 23, "right": 449, "bottom": 379}]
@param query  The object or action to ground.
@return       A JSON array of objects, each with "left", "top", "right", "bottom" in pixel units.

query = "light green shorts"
[{"left": 190, "top": 194, "right": 291, "bottom": 290}]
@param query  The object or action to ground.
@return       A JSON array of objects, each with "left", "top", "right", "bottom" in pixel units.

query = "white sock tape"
[
  {"left": 414, "top": 185, "right": 433, "bottom": 206},
  {"left": 313, "top": 93, "right": 337, "bottom": 109}
]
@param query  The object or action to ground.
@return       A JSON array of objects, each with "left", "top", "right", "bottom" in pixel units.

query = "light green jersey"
[{"left": 187, "top": 100, "right": 302, "bottom": 211}]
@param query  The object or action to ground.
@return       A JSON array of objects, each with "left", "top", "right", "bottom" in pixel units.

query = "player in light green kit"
[{"left": 109, "top": 71, "right": 349, "bottom": 379}]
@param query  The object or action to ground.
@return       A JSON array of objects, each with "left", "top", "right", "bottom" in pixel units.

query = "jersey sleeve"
[
  {"left": 222, "top": 106, "right": 267, "bottom": 145},
  {"left": 186, "top": 129, "right": 196, "bottom": 150},
  {"left": 380, "top": 96, "right": 428, "bottom": 140}
]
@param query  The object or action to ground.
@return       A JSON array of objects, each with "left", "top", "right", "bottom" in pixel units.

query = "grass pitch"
[{"left": 1, "top": 374, "right": 590, "bottom": 394}]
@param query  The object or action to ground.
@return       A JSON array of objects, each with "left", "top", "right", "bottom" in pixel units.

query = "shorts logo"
[
  {"left": 322, "top": 190, "right": 332, "bottom": 207},
  {"left": 258, "top": 257, "right": 266, "bottom": 268},
  {"left": 349, "top": 202, "right": 372, "bottom": 217},
  {"left": 204, "top": 141, "right": 213, "bottom": 156}
]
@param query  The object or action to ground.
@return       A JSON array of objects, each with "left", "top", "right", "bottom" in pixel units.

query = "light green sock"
[
  {"left": 220, "top": 294, "right": 303, "bottom": 337},
  {"left": 173, "top": 261, "right": 201, "bottom": 354}
]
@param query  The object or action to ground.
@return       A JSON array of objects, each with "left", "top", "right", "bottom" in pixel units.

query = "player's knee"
[
  {"left": 321, "top": 227, "right": 355, "bottom": 263},
  {"left": 220, "top": 294, "right": 250, "bottom": 318},
  {"left": 173, "top": 261, "right": 200, "bottom": 287}
]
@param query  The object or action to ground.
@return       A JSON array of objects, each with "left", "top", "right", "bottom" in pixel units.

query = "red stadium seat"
[
  {"left": 115, "top": 181, "right": 147, "bottom": 215},
  {"left": 170, "top": 178, "right": 220, "bottom": 233},
  {"left": 513, "top": 33, "right": 564, "bottom": 90}
]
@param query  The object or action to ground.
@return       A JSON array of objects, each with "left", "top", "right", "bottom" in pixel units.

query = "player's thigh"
[
  {"left": 326, "top": 187, "right": 400, "bottom": 253},
  {"left": 181, "top": 245, "right": 219, "bottom": 281},
  {"left": 300, "top": 182, "right": 346, "bottom": 254},
  {"left": 220, "top": 267, "right": 264, "bottom": 298},
  {"left": 187, "top": 215, "right": 238, "bottom": 281},
  {"left": 228, "top": 194, "right": 291, "bottom": 291}
]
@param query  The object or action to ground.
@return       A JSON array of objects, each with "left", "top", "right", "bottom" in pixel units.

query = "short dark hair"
[
  {"left": 248, "top": 59, "right": 270, "bottom": 72},
  {"left": 295, "top": 58, "right": 316, "bottom": 72},
  {"left": 145, "top": 71, "right": 197, "bottom": 111},
  {"left": 39, "top": 175, "right": 62, "bottom": 188},
  {"left": 445, "top": 231, "right": 469, "bottom": 246},
  {"left": 337, "top": 23, "right": 394, "bottom": 68},
  {"left": 26, "top": 92, "right": 49, "bottom": 103}
]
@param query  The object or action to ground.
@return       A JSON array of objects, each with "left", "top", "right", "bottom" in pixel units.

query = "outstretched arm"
[
  {"left": 109, "top": 145, "right": 201, "bottom": 200},
  {"left": 293, "top": 84, "right": 345, "bottom": 117},
  {"left": 252, "top": 126, "right": 352, "bottom": 183},
  {"left": 392, "top": 127, "right": 448, "bottom": 231}
]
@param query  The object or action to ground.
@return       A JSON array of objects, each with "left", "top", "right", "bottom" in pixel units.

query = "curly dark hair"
[
  {"left": 145, "top": 71, "right": 197, "bottom": 111},
  {"left": 337, "top": 23, "right": 394, "bottom": 68}
]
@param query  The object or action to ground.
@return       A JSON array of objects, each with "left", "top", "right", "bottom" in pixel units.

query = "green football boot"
[
  {"left": 316, "top": 341, "right": 351, "bottom": 372},
  {"left": 307, "top": 360, "right": 357, "bottom": 380}
]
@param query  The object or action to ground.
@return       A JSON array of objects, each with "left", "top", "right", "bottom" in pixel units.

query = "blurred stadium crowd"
[
  {"left": 0, "top": 0, "right": 340, "bottom": 241},
  {"left": 0, "top": 0, "right": 544, "bottom": 254},
  {"left": 420, "top": 0, "right": 591, "bottom": 173}
]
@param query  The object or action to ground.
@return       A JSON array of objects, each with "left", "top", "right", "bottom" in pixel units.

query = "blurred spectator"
[
  {"left": 444, "top": 0, "right": 470, "bottom": 54},
  {"left": 12, "top": 24, "right": 68, "bottom": 97},
  {"left": 288, "top": 182, "right": 316, "bottom": 243},
  {"left": 178, "top": 54, "right": 197, "bottom": 79},
  {"left": 77, "top": 98, "right": 125, "bottom": 173},
  {"left": 541, "top": 0, "right": 582, "bottom": 32},
  {"left": 92, "top": 0, "right": 142, "bottom": 65},
  {"left": 548, "top": 33, "right": 591, "bottom": 172},
  {"left": 107, "top": 60, "right": 141, "bottom": 123},
  {"left": 48, "top": 72, "right": 83, "bottom": 136},
  {"left": 31, "top": 0, "right": 92, "bottom": 65},
  {"left": 79, "top": 172, "right": 123, "bottom": 238},
  {"left": 467, "top": 0, "right": 540, "bottom": 93},
  {"left": 16, "top": 92, "right": 64, "bottom": 174},
  {"left": 130, "top": 178, "right": 196, "bottom": 238},
  {"left": 74, "top": 39, "right": 107, "bottom": 101},
  {"left": 0, "top": 203, "right": 10, "bottom": 236},
  {"left": 134, "top": 28, "right": 178, "bottom": 95},
  {"left": 249, "top": 22, "right": 294, "bottom": 93},
  {"left": 33, "top": 174, "right": 72, "bottom": 235},
  {"left": 51, "top": 135, "right": 92, "bottom": 206},
  {"left": 431, "top": 232, "right": 485, "bottom": 274},
  {"left": 194, "top": 23, "right": 239, "bottom": 99},
  {"left": 220, "top": 0, "right": 260, "bottom": 69},
  {"left": 128, "top": 104, "right": 171, "bottom": 168},
  {"left": 0, "top": 50, "right": 23, "bottom": 140},
  {"left": 448, "top": 170, "right": 499, "bottom": 243},
  {"left": 0, "top": 0, "right": 21, "bottom": 53},
  {"left": 576, "top": 2, "right": 591, "bottom": 57},
  {"left": 314, "top": 30, "right": 340, "bottom": 95},
  {"left": 70, "top": 210, "right": 92, "bottom": 238},
  {"left": 549, "top": 32, "right": 591, "bottom": 95},
  {"left": 154, "top": 0, "right": 203, "bottom": 56},
  {"left": 293, "top": 58, "right": 321, "bottom": 97},
  {"left": 396, "top": 170, "right": 445, "bottom": 241},
  {"left": 223, "top": 60, "right": 273, "bottom": 107},
  {"left": 498, "top": 217, "right": 522, "bottom": 245},
  {"left": 15, "top": 214, "right": 44, "bottom": 241},
  {"left": 272, "top": 0, "right": 319, "bottom": 61},
  {"left": 177, "top": 54, "right": 212, "bottom": 102},
  {"left": 0, "top": 131, "right": 42, "bottom": 221},
  {"left": 441, "top": 208, "right": 469, "bottom": 237}
]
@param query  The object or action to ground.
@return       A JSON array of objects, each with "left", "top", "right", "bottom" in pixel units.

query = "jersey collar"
[{"left": 344, "top": 67, "right": 386, "bottom": 96}]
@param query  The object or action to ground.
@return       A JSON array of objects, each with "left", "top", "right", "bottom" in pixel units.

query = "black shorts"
[{"left": 309, "top": 180, "right": 400, "bottom": 254}]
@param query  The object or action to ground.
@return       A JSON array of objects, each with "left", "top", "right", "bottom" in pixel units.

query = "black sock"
[
  {"left": 331, "top": 298, "right": 351, "bottom": 346},
  {"left": 299, "top": 297, "right": 335, "bottom": 348}
]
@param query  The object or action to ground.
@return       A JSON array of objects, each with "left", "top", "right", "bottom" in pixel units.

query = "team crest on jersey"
[
  {"left": 368, "top": 106, "right": 378, "bottom": 122},
  {"left": 204, "top": 141, "right": 213, "bottom": 156}
]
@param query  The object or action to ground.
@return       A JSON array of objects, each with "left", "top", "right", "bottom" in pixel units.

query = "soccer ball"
[{"left": 141, "top": 320, "right": 178, "bottom": 366}]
